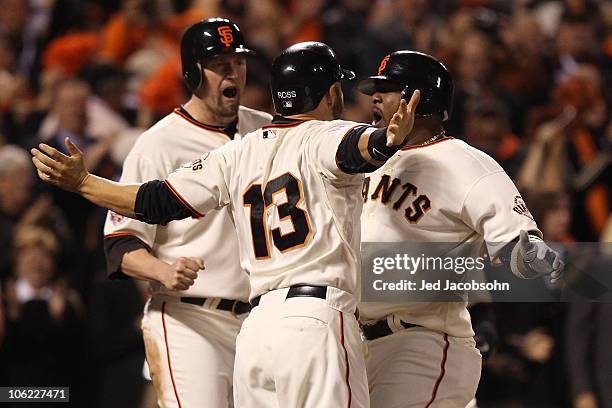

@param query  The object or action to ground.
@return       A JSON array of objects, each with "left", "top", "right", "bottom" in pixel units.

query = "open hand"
[
  {"left": 386, "top": 89, "right": 420, "bottom": 147},
  {"left": 31, "top": 138, "right": 89, "bottom": 192},
  {"left": 517, "top": 230, "right": 564, "bottom": 283}
]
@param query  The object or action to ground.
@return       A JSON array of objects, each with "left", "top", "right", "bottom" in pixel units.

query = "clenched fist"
[{"left": 158, "top": 257, "right": 205, "bottom": 291}]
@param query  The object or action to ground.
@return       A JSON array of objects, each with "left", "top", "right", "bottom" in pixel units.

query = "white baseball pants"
[
  {"left": 141, "top": 295, "right": 244, "bottom": 408},
  {"left": 233, "top": 287, "right": 369, "bottom": 408},
  {"left": 366, "top": 326, "right": 481, "bottom": 408}
]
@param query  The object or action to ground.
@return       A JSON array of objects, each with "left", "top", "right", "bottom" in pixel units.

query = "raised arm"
[
  {"left": 31, "top": 137, "right": 199, "bottom": 224},
  {"left": 336, "top": 90, "right": 420, "bottom": 174},
  {"left": 359, "top": 89, "right": 421, "bottom": 164}
]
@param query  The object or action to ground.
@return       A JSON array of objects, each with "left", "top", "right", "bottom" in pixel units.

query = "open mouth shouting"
[
  {"left": 221, "top": 85, "right": 239, "bottom": 102},
  {"left": 371, "top": 106, "right": 385, "bottom": 127}
]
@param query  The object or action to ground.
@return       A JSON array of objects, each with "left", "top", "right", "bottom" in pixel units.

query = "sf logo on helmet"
[
  {"left": 377, "top": 54, "right": 390, "bottom": 75},
  {"left": 218, "top": 26, "right": 234, "bottom": 47}
]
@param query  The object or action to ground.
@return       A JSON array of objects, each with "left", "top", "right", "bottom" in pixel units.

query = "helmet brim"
[
  {"left": 204, "top": 46, "right": 256, "bottom": 57},
  {"left": 358, "top": 77, "right": 406, "bottom": 95},
  {"left": 231, "top": 46, "right": 256, "bottom": 55}
]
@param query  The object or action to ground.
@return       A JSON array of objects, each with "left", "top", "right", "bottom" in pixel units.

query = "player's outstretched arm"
[{"left": 31, "top": 138, "right": 140, "bottom": 218}]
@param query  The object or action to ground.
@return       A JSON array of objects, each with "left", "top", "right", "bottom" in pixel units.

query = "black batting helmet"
[
  {"left": 270, "top": 42, "right": 355, "bottom": 116},
  {"left": 181, "top": 18, "right": 254, "bottom": 91},
  {"left": 358, "top": 51, "right": 454, "bottom": 121}
]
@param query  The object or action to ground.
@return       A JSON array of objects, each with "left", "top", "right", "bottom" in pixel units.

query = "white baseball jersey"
[
  {"left": 164, "top": 119, "right": 366, "bottom": 299},
  {"left": 104, "top": 106, "right": 271, "bottom": 300},
  {"left": 360, "top": 137, "right": 540, "bottom": 337}
]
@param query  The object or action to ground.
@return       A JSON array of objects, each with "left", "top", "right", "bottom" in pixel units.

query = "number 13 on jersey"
[{"left": 242, "top": 172, "right": 313, "bottom": 259}]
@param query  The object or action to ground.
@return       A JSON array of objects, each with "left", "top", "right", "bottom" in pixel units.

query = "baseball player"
[
  {"left": 31, "top": 41, "right": 421, "bottom": 408},
  {"left": 103, "top": 19, "right": 271, "bottom": 408},
  {"left": 357, "top": 51, "right": 563, "bottom": 407}
]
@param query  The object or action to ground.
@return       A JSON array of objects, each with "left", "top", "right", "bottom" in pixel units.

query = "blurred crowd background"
[{"left": 0, "top": 0, "right": 610, "bottom": 407}]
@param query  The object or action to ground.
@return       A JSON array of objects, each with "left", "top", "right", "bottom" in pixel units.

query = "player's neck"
[
  {"left": 183, "top": 97, "right": 237, "bottom": 127},
  {"left": 286, "top": 100, "right": 336, "bottom": 122},
  {"left": 405, "top": 119, "right": 445, "bottom": 146},
  {"left": 286, "top": 113, "right": 326, "bottom": 121},
  {"left": 407, "top": 129, "right": 441, "bottom": 145}
]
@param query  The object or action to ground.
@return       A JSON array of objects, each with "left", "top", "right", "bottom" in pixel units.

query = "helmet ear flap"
[
  {"left": 184, "top": 61, "right": 203, "bottom": 91},
  {"left": 195, "top": 61, "right": 203, "bottom": 90}
]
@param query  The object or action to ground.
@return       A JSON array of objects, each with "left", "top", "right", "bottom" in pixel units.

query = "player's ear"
[
  {"left": 317, "top": 84, "right": 333, "bottom": 114},
  {"left": 326, "top": 83, "right": 341, "bottom": 105},
  {"left": 325, "top": 85, "right": 334, "bottom": 108},
  {"left": 333, "top": 83, "right": 345, "bottom": 118},
  {"left": 332, "top": 82, "right": 342, "bottom": 96}
]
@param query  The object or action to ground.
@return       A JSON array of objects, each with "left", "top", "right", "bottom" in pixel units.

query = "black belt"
[
  {"left": 180, "top": 297, "right": 251, "bottom": 315},
  {"left": 250, "top": 285, "right": 327, "bottom": 307},
  {"left": 361, "top": 318, "right": 421, "bottom": 341}
]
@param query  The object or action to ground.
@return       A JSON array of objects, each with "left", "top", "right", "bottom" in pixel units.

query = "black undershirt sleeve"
[
  {"left": 335, "top": 126, "right": 380, "bottom": 174},
  {"left": 336, "top": 126, "right": 404, "bottom": 174},
  {"left": 366, "top": 127, "right": 404, "bottom": 161},
  {"left": 103, "top": 235, "right": 149, "bottom": 280},
  {"left": 134, "top": 180, "right": 194, "bottom": 225}
]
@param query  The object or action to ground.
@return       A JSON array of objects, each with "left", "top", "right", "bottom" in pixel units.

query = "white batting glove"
[{"left": 510, "top": 230, "right": 564, "bottom": 283}]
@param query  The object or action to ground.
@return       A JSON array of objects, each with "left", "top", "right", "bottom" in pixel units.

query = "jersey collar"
[
  {"left": 263, "top": 115, "right": 305, "bottom": 128},
  {"left": 400, "top": 136, "right": 454, "bottom": 151},
  {"left": 174, "top": 106, "right": 237, "bottom": 139}
]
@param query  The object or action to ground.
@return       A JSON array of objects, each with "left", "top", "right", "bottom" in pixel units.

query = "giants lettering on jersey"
[
  {"left": 512, "top": 195, "right": 534, "bottom": 221},
  {"left": 362, "top": 175, "right": 432, "bottom": 224},
  {"left": 183, "top": 153, "right": 209, "bottom": 171},
  {"left": 192, "top": 158, "right": 203, "bottom": 171}
]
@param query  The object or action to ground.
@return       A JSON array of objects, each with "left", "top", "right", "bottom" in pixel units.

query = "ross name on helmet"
[{"left": 277, "top": 91, "right": 297, "bottom": 99}]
